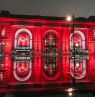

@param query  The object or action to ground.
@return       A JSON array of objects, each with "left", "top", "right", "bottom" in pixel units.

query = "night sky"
[
  {"left": 0, "top": 0, "right": 95, "bottom": 18},
  {"left": 0, "top": 0, "right": 95, "bottom": 97}
]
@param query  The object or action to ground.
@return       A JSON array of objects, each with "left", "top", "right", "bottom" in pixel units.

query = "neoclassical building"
[{"left": 0, "top": 10, "right": 95, "bottom": 93}]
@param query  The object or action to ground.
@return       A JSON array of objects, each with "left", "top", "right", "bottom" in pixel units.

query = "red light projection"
[
  {"left": 13, "top": 28, "right": 32, "bottom": 81},
  {"left": 17, "top": 33, "right": 29, "bottom": 47},
  {"left": 16, "top": 62, "right": 30, "bottom": 76},
  {"left": 70, "top": 31, "right": 87, "bottom": 79},
  {"left": 0, "top": 13, "right": 94, "bottom": 93}
]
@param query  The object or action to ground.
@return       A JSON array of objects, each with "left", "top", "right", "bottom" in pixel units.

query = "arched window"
[
  {"left": 70, "top": 30, "right": 86, "bottom": 79},
  {"left": 13, "top": 28, "right": 32, "bottom": 81},
  {"left": 43, "top": 32, "right": 59, "bottom": 79}
]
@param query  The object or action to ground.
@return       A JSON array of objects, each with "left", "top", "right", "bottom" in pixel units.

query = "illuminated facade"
[{"left": 0, "top": 11, "right": 95, "bottom": 93}]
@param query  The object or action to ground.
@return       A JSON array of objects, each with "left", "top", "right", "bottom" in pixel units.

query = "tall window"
[
  {"left": 13, "top": 28, "right": 32, "bottom": 81},
  {"left": 70, "top": 31, "right": 86, "bottom": 79},
  {"left": 43, "top": 32, "right": 58, "bottom": 78}
]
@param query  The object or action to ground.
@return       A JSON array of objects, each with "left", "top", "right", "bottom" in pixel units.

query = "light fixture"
[
  {"left": 75, "top": 43, "right": 79, "bottom": 47},
  {"left": 68, "top": 92, "right": 73, "bottom": 96},
  {"left": 67, "top": 88, "right": 74, "bottom": 92},
  {"left": 67, "top": 88, "right": 75, "bottom": 97},
  {"left": 76, "top": 63, "right": 79, "bottom": 68},
  {"left": 66, "top": 16, "right": 72, "bottom": 22}
]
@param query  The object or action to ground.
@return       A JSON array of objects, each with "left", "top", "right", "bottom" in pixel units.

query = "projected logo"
[
  {"left": 70, "top": 30, "right": 88, "bottom": 79},
  {"left": 13, "top": 28, "right": 32, "bottom": 81}
]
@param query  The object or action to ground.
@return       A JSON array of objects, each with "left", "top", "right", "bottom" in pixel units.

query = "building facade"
[{"left": 0, "top": 11, "right": 95, "bottom": 93}]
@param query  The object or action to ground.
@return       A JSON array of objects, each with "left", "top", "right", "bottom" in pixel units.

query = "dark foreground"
[{"left": 1, "top": 91, "right": 95, "bottom": 97}]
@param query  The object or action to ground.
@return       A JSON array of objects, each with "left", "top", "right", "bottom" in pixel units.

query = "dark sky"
[{"left": 0, "top": 0, "right": 95, "bottom": 17}]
